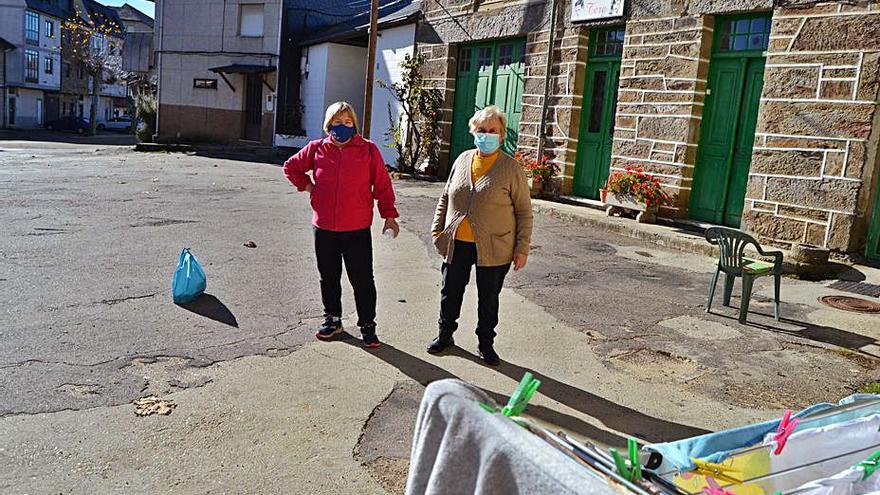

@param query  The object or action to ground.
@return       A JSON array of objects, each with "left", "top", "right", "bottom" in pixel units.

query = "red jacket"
[{"left": 283, "top": 135, "right": 399, "bottom": 232}]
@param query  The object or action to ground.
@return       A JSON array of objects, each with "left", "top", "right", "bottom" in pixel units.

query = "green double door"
[
  {"left": 450, "top": 39, "right": 525, "bottom": 163},
  {"left": 690, "top": 16, "right": 770, "bottom": 227},
  {"left": 573, "top": 27, "right": 624, "bottom": 199}
]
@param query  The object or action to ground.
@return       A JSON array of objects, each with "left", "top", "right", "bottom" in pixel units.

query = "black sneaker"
[
  {"left": 316, "top": 316, "right": 344, "bottom": 340},
  {"left": 361, "top": 324, "right": 381, "bottom": 348},
  {"left": 426, "top": 332, "right": 455, "bottom": 354},
  {"left": 478, "top": 344, "right": 501, "bottom": 366}
]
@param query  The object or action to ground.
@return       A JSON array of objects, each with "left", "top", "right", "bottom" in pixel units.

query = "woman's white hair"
[
  {"left": 323, "top": 101, "right": 359, "bottom": 133},
  {"left": 468, "top": 105, "right": 508, "bottom": 136}
]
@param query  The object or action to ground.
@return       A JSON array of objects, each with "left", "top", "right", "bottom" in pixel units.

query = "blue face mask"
[
  {"left": 329, "top": 123, "right": 356, "bottom": 143},
  {"left": 474, "top": 133, "right": 501, "bottom": 154}
]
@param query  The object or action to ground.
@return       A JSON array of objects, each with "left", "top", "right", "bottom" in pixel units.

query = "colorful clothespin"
[
  {"left": 476, "top": 372, "right": 541, "bottom": 418},
  {"left": 610, "top": 437, "right": 643, "bottom": 482},
  {"left": 691, "top": 458, "right": 743, "bottom": 485},
  {"left": 855, "top": 450, "right": 880, "bottom": 481},
  {"left": 703, "top": 477, "right": 736, "bottom": 495},
  {"left": 772, "top": 410, "right": 799, "bottom": 455},
  {"left": 501, "top": 372, "right": 541, "bottom": 418}
]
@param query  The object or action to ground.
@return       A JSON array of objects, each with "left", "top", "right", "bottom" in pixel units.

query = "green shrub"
[{"left": 135, "top": 92, "right": 157, "bottom": 143}]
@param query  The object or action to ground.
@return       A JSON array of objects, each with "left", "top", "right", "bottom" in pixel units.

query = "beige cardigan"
[{"left": 431, "top": 150, "right": 534, "bottom": 267}]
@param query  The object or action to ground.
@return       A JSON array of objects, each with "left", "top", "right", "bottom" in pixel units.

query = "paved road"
[{"left": 1, "top": 139, "right": 876, "bottom": 493}]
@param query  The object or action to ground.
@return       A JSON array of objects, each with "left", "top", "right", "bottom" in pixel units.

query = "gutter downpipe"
[
  {"left": 2, "top": 51, "right": 7, "bottom": 128},
  {"left": 153, "top": 0, "right": 164, "bottom": 142},
  {"left": 271, "top": 2, "right": 283, "bottom": 147},
  {"left": 535, "top": 0, "right": 558, "bottom": 161}
]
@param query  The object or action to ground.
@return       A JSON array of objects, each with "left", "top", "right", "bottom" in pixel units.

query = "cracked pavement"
[{"left": 1, "top": 135, "right": 878, "bottom": 493}]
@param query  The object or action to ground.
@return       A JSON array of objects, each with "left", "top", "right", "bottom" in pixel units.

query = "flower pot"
[
  {"left": 528, "top": 177, "right": 543, "bottom": 198},
  {"left": 604, "top": 192, "right": 659, "bottom": 224}
]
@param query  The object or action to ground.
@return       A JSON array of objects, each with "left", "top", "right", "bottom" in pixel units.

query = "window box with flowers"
[
  {"left": 516, "top": 152, "right": 559, "bottom": 198},
  {"left": 600, "top": 168, "right": 669, "bottom": 224}
]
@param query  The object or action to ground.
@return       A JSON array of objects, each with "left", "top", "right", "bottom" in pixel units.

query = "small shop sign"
[{"left": 571, "top": 0, "right": 624, "bottom": 22}]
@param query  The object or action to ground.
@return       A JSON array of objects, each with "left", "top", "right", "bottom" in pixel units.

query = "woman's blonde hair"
[
  {"left": 323, "top": 101, "right": 359, "bottom": 133},
  {"left": 468, "top": 105, "right": 508, "bottom": 136}
]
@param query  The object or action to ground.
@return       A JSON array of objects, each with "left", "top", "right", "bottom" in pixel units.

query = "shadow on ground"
[
  {"left": 339, "top": 336, "right": 708, "bottom": 446},
  {"left": 178, "top": 294, "right": 239, "bottom": 327}
]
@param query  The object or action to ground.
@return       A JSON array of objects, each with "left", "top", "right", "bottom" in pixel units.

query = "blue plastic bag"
[{"left": 171, "top": 248, "right": 206, "bottom": 304}]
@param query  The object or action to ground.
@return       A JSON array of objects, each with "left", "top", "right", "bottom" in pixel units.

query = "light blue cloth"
[{"left": 644, "top": 394, "right": 880, "bottom": 472}]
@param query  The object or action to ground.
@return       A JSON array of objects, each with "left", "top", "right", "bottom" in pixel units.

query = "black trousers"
[
  {"left": 439, "top": 241, "right": 511, "bottom": 343},
  {"left": 314, "top": 227, "right": 376, "bottom": 327}
]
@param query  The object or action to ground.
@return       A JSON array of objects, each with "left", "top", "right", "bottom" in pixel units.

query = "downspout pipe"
[
  {"left": 2, "top": 51, "right": 7, "bottom": 128},
  {"left": 535, "top": 0, "right": 558, "bottom": 161},
  {"left": 153, "top": 0, "right": 165, "bottom": 142}
]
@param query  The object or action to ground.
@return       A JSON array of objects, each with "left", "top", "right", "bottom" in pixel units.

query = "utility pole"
[{"left": 362, "top": 0, "right": 379, "bottom": 139}]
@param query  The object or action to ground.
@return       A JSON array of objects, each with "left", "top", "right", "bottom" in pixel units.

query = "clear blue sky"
[{"left": 99, "top": 0, "right": 154, "bottom": 18}]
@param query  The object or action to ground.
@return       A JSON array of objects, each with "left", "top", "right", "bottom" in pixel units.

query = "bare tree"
[{"left": 62, "top": 10, "right": 127, "bottom": 135}]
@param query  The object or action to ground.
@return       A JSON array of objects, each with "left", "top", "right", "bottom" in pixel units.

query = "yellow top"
[{"left": 455, "top": 151, "right": 499, "bottom": 242}]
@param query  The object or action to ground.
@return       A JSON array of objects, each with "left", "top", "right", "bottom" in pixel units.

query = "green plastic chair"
[{"left": 705, "top": 227, "right": 784, "bottom": 323}]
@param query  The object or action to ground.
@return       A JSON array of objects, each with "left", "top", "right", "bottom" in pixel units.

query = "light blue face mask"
[{"left": 473, "top": 133, "right": 501, "bottom": 154}]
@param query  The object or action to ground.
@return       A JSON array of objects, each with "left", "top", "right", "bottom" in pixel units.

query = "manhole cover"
[{"left": 819, "top": 295, "right": 880, "bottom": 314}]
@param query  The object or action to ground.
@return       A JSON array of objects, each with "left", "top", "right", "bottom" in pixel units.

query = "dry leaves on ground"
[{"left": 133, "top": 396, "right": 177, "bottom": 416}]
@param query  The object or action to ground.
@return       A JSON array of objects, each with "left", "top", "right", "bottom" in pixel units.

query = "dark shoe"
[
  {"left": 361, "top": 324, "right": 381, "bottom": 348},
  {"left": 427, "top": 331, "right": 455, "bottom": 354},
  {"left": 478, "top": 344, "right": 501, "bottom": 366},
  {"left": 315, "top": 316, "right": 344, "bottom": 340}
]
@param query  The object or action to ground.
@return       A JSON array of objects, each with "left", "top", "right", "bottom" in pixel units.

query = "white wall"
[
  {"left": 324, "top": 43, "right": 367, "bottom": 130},
  {"left": 11, "top": 88, "right": 42, "bottom": 127},
  {"left": 370, "top": 23, "right": 415, "bottom": 167},
  {"left": 160, "top": 0, "right": 281, "bottom": 56},
  {"left": 299, "top": 43, "right": 329, "bottom": 141},
  {"left": 159, "top": 53, "right": 276, "bottom": 112},
  {"left": 0, "top": 0, "right": 25, "bottom": 87},
  {"left": 277, "top": 42, "right": 367, "bottom": 148},
  {"left": 37, "top": 14, "right": 61, "bottom": 91},
  {"left": 83, "top": 96, "right": 123, "bottom": 122}
]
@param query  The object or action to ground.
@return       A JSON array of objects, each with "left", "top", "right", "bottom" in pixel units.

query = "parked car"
[
  {"left": 44, "top": 116, "right": 89, "bottom": 133},
  {"left": 97, "top": 116, "right": 135, "bottom": 132}
]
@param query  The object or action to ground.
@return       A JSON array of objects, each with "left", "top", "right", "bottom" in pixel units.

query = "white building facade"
[{"left": 0, "top": 0, "right": 63, "bottom": 128}]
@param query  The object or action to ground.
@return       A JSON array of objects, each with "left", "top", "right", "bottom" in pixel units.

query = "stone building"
[{"left": 417, "top": 0, "right": 880, "bottom": 260}]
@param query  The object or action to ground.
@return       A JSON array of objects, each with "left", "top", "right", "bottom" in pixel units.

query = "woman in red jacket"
[{"left": 283, "top": 101, "right": 400, "bottom": 348}]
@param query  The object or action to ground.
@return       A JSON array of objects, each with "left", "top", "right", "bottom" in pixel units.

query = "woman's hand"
[
  {"left": 513, "top": 253, "right": 528, "bottom": 272},
  {"left": 305, "top": 183, "right": 314, "bottom": 193},
  {"left": 384, "top": 218, "right": 400, "bottom": 239}
]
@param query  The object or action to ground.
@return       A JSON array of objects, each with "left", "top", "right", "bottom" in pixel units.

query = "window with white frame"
[
  {"left": 45, "top": 57, "right": 54, "bottom": 75},
  {"left": 239, "top": 4, "right": 264, "bottom": 37},
  {"left": 25, "top": 11, "right": 39, "bottom": 44},
  {"left": 45, "top": 19, "right": 55, "bottom": 38}
]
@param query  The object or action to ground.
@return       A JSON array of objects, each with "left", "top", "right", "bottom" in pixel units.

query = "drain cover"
[
  {"left": 828, "top": 280, "right": 880, "bottom": 298},
  {"left": 819, "top": 295, "right": 880, "bottom": 314}
]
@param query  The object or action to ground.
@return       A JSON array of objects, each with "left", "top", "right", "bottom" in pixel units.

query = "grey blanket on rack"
[{"left": 405, "top": 379, "right": 618, "bottom": 495}]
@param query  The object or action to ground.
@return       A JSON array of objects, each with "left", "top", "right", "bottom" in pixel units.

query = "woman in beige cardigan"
[{"left": 429, "top": 106, "right": 534, "bottom": 365}]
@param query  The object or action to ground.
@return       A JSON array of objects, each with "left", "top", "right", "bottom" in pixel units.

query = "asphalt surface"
[{"left": 1, "top": 137, "right": 877, "bottom": 493}]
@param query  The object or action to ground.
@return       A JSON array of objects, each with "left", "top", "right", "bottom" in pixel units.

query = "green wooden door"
[
  {"left": 690, "top": 15, "right": 771, "bottom": 226},
  {"left": 724, "top": 59, "right": 765, "bottom": 227},
  {"left": 867, "top": 183, "right": 880, "bottom": 261},
  {"left": 573, "top": 27, "right": 625, "bottom": 199},
  {"left": 450, "top": 40, "right": 525, "bottom": 164},
  {"left": 493, "top": 42, "right": 525, "bottom": 156}
]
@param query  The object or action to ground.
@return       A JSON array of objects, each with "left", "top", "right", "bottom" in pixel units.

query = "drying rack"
[{"left": 647, "top": 398, "right": 880, "bottom": 495}]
